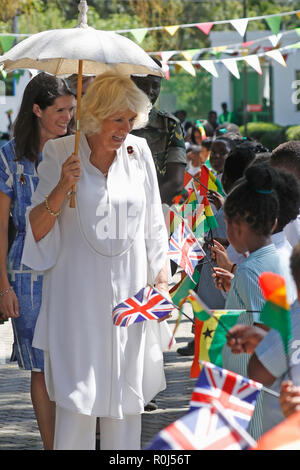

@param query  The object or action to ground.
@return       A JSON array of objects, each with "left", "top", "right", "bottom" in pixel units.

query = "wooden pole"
[{"left": 69, "top": 59, "right": 83, "bottom": 208}]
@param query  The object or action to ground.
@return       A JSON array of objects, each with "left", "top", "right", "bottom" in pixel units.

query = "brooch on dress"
[
  {"left": 19, "top": 174, "right": 26, "bottom": 185},
  {"left": 127, "top": 146, "right": 135, "bottom": 157}
]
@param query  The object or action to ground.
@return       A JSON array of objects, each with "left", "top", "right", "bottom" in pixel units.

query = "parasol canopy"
[
  {"left": 0, "top": 1, "right": 162, "bottom": 207},
  {"left": 0, "top": 2, "right": 162, "bottom": 78}
]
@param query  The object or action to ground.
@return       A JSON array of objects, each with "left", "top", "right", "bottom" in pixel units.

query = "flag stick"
[
  {"left": 149, "top": 284, "right": 195, "bottom": 324},
  {"left": 186, "top": 170, "right": 209, "bottom": 193}
]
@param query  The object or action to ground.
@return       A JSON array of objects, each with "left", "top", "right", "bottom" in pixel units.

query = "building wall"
[
  {"left": 210, "top": 30, "right": 300, "bottom": 126},
  {"left": 273, "top": 53, "right": 300, "bottom": 126}
]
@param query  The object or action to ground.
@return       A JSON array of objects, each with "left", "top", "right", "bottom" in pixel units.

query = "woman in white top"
[{"left": 22, "top": 71, "right": 171, "bottom": 450}]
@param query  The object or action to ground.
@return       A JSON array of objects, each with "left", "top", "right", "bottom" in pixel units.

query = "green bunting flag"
[
  {"left": 0, "top": 35, "right": 15, "bottom": 53},
  {"left": 130, "top": 28, "right": 148, "bottom": 44},
  {"left": 265, "top": 16, "right": 281, "bottom": 35}
]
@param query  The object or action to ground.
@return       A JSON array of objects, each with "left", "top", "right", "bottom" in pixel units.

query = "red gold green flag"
[
  {"left": 199, "top": 164, "right": 225, "bottom": 197},
  {"left": 258, "top": 272, "right": 292, "bottom": 355},
  {"left": 190, "top": 311, "right": 243, "bottom": 378},
  {"left": 170, "top": 269, "right": 200, "bottom": 306},
  {"left": 186, "top": 290, "right": 243, "bottom": 378}
]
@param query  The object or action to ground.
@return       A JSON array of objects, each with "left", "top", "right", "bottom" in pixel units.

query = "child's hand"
[
  {"left": 210, "top": 239, "right": 234, "bottom": 272},
  {"left": 207, "top": 190, "right": 224, "bottom": 211},
  {"left": 212, "top": 267, "right": 233, "bottom": 292},
  {"left": 226, "top": 324, "right": 266, "bottom": 354},
  {"left": 280, "top": 381, "right": 300, "bottom": 418}
]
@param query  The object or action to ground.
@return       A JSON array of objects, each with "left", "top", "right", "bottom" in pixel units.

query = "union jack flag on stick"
[
  {"left": 112, "top": 286, "right": 174, "bottom": 327},
  {"left": 146, "top": 400, "right": 256, "bottom": 450},
  {"left": 168, "top": 218, "right": 205, "bottom": 280},
  {"left": 189, "top": 361, "right": 262, "bottom": 430}
]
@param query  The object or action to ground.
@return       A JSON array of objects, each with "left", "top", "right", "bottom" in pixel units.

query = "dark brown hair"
[{"left": 13, "top": 72, "right": 75, "bottom": 163}]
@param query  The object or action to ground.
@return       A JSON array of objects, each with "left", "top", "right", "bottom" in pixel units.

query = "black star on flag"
[{"left": 203, "top": 327, "right": 214, "bottom": 339}]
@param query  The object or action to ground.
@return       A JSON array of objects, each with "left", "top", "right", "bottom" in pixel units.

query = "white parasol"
[{"left": 0, "top": 0, "right": 162, "bottom": 206}]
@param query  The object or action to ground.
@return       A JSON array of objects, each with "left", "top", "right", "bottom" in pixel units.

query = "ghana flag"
[
  {"left": 191, "top": 313, "right": 244, "bottom": 378},
  {"left": 170, "top": 269, "right": 200, "bottom": 306},
  {"left": 199, "top": 165, "right": 225, "bottom": 197},
  {"left": 258, "top": 272, "right": 292, "bottom": 355},
  {"left": 186, "top": 291, "right": 243, "bottom": 378}
]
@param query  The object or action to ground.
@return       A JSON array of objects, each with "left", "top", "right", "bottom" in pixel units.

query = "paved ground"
[{"left": 0, "top": 302, "right": 196, "bottom": 450}]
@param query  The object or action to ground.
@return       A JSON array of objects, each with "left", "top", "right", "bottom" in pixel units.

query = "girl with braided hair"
[{"left": 213, "top": 164, "right": 285, "bottom": 439}]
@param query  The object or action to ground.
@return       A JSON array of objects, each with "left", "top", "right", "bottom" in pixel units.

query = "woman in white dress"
[{"left": 22, "top": 71, "right": 171, "bottom": 450}]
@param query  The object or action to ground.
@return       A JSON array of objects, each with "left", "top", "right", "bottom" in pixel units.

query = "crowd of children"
[{"left": 182, "top": 119, "right": 300, "bottom": 441}]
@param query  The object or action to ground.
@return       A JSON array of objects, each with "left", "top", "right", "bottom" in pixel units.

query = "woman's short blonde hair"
[{"left": 80, "top": 70, "right": 151, "bottom": 135}]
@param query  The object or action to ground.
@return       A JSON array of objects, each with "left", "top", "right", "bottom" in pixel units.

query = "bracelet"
[
  {"left": 0, "top": 286, "right": 13, "bottom": 297},
  {"left": 230, "top": 263, "right": 237, "bottom": 274},
  {"left": 44, "top": 195, "right": 61, "bottom": 217}
]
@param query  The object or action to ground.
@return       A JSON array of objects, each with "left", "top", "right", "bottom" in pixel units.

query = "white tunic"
[{"left": 22, "top": 133, "right": 170, "bottom": 418}]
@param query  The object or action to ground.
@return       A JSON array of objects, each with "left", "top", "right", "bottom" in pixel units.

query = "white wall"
[
  {"left": 0, "top": 71, "right": 31, "bottom": 134},
  {"left": 273, "top": 52, "right": 300, "bottom": 126}
]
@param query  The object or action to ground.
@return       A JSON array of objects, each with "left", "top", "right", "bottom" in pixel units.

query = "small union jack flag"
[
  {"left": 146, "top": 400, "right": 255, "bottom": 450},
  {"left": 189, "top": 361, "right": 262, "bottom": 430},
  {"left": 112, "top": 286, "right": 173, "bottom": 327},
  {"left": 168, "top": 220, "right": 205, "bottom": 279}
]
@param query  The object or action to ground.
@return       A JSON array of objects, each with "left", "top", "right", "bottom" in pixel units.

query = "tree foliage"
[
  {"left": 2, "top": 0, "right": 300, "bottom": 122},
  {"left": 0, "top": 0, "right": 39, "bottom": 25}
]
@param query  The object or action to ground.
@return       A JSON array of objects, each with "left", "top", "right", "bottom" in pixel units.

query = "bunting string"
[{"left": 113, "top": 9, "right": 300, "bottom": 35}]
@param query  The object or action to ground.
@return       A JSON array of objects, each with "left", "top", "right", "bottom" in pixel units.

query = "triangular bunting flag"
[
  {"left": 230, "top": 18, "right": 248, "bottom": 37},
  {"left": 130, "top": 28, "right": 148, "bottom": 44},
  {"left": 198, "top": 60, "right": 218, "bottom": 77},
  {"left": 177, "top": 61, "right": 196, "bottom": 77},
  {"left": 244, "top": 55, "right": 262, "bottom": 75},
  {"left": 0, "top": 35, "right": 16, "bottom": 53},
  {"left": 162, "top": 62, "right": 170, "bottom": 80},
  {"left": 222, "top": 58, "right": 240, "bottom": 79},
  {"left": 164, "top": 25, "right": 180, "bottom": 36},
  {"left": 296, "top": 27, "right": 300, "bottom": 36},
  {"left": 265, "top": 16, "right": 281, "bottom": 35},
  {"left": 196, "top": 22, "right": 214, "bottom": 35},
  {"left": 212, "top": 45, "right": 227, "bottom": 54},
  {"left": 160, "top": 50, "right": 177, "bottom": 63},
  {"left": 181, "top": 49, "right": 200, "bottom": 61},
  {"left": 265, "top": 49, "right": 286, "bottom": 67},
  {"left": 242, "top": 40, "right": 254, "bottom": 47},
  {"left": 268, "top": 33, "right": 282, "bottom": 47},
  {"left": 289, "top": 42, "right": 300, "bottom": 49}
]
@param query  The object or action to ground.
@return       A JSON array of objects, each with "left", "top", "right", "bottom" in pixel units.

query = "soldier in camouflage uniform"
[{"left": 131, "top": 73, "right": 186, "bottom": 206}]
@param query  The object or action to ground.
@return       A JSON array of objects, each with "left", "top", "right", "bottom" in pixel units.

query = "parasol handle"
[{"left": 69, "top": 60, "right": 83, "bottom": 209}]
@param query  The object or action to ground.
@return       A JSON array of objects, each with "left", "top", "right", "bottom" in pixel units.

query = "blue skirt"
[{"left": 9, "top": 271, "right": 44, "bottom": 371}]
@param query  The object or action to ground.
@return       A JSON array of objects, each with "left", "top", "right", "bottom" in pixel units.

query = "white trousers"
[{"left": 54, "top": 406, "right": 142, "bottom": 450}]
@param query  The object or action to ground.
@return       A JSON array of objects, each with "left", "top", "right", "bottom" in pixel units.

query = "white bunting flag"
[
  {"left": 177, "top": 61, "right": 196, "bottom": 77},
  {"left": 160, "top": 51, "right": 177, "bottom": 63},
  {"left": 198, "top": 60, "right": 219, "bottom": 77},
  {"left": 164, "top": 25, "right": 180, "bottom": 36},
  {"left": 230, "top": 18, "right": 249, "bottom": 37},
  {"left": 222, "top": 58, "right": 240, "bottom": 79},
  {"left": 243, "top": 55, "right": 262, "bottom": 75},
  {"left": 268, "top": 33, "right": 282, "bottom": 47},
  {"left": 265, "top": 49, "right": 286, "bottom": 67}
]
